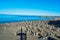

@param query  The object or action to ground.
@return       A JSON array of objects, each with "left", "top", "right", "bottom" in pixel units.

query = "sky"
[{"left": 0, "top": 0, "right": 60, "bottom": 16}]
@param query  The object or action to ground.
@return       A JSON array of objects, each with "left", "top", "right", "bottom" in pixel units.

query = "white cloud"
[{"left": 0, "top": 9, "right": 60, "bottom": 16}]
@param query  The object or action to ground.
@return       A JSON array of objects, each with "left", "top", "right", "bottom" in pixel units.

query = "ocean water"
[{"left": 0, "top": 14, "right": 52, "bottom": 24}]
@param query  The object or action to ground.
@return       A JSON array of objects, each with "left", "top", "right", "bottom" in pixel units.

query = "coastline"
[{"left": 0, "top": 17, "right": 60, "bottom": 40}]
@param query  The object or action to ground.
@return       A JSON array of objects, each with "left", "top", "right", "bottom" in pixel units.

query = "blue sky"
[{"left": 0, "top": 0, "right": 60, "bottom": 16}]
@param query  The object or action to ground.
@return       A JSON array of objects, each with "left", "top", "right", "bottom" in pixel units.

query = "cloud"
[{"left": 0, "top": 9, "right": 60, "bottom": 16}]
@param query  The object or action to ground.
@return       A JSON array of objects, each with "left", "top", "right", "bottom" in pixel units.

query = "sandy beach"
[{"left": 0, "top": 18, "right": 60, "bottom": 40}]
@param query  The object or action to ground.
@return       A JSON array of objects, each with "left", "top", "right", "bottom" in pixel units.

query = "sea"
[{"left": 0, "top": 14, "right": 54, "bottom": 24}]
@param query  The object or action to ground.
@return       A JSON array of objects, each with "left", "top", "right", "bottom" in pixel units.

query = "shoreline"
[
  {"left": 0, "top": 19, "right": 51, "bottom": 24},
  {"left": 0, "top": 17, "right": 60, "bottom": 40}
]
